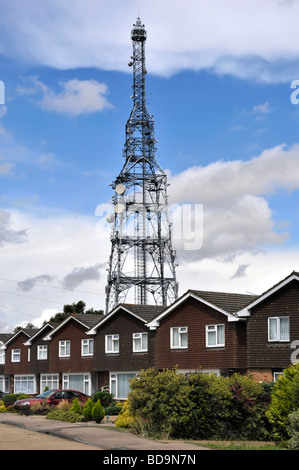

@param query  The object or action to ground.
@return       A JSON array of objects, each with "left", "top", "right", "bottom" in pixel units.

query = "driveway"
[{"left": 0, "top": 413, "right": 209, "bottom": 451}]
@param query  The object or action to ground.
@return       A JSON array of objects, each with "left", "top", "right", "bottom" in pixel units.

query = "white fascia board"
[
  {"left": 237, "top": 273, "right": 299, "bottom": 317},
  {"left": 43, "top": 315, "right": 89, "bottom": 340},
  {"left": 87, "top": 306, "right": 146, "bottom": 335},
  {"left": 24, "top": 323, "right": 54, "bottom": 346}
]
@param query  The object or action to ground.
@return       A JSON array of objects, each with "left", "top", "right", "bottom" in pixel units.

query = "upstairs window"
[
  {"left": 170, "top": 327, "right": 188, "bottom": 349},
  {"left": 59, "top": 340, "right": 70, "bottom": 357},
  {"left": 105, "top": 334, "right": 119, "bottom": 353},
  {"left": 81, "top": 339, "right": 94, "bottom": 356},
  {"left": 133, "top": 333, "right": 148, "bottom": 352},
  {"left": 37, "top": 345, "right": 48, "bottom": 360},
  {"left": 206, "top": 324, "right": 225, "bottom": 347},
  {"left": 11, "top": 349, "right": 21, "bottom": 362},
  {"left": 268, "top": 317, "right": 290, "bottom": 342}
]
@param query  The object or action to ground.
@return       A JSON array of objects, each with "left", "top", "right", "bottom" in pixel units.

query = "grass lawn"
[{"left": 191, "top": 440, "right": 287, "bottom": 450}]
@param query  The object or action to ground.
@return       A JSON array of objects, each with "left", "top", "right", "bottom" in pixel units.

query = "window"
[
  {"left": 14, "top": 375, "right": 35, "bottom": 394},
  {"left": 37, "top": 345, "right": 48, "bottom": 360},
  {"left": 40, "top": 374, "right": 59, "bottom": 392},
  {"left": 105, "top": 334, "right": 119, "bottom": 353},
  {"left": 59, "top": 340, "right": 70, "bottom": 357},
  {"left": 0, "top": 347, "right": 5, "bottom": 364},
  {"left": 268, "top": 317, "right": 290, "bottom": 342},
  {"left": 81, "top": 339, "right": 94, "bottom": 356},
  {"left": 206, "top": 324, "right": 225, "bottom": 347},
  {"left": 11, "top": 349, "right": 20, "bottom": 362},
  {"left": 170, "top": 327, "right": 188, "bottom": 349},
  {"left": 110, "top": 373, "right": 136, "bottom": 399},
  {"left": 133, "top": 333, "right": 148, "bottom": 352},
  {"left": 63, "top": 373, "right": 92, "bottom": 395}
]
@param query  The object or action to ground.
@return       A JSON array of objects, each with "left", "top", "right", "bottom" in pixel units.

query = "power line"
[{"left": 0, "top": 277, "right": 105, "bottom": 296}]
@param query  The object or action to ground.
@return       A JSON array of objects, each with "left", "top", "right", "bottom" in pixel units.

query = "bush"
[
  {"left": 104, "top": 404, "right": 122, "bottom": 415},
  {"left": 91, "top": 399, "right": 105, "bottom": 423},
  {"left": 115, "top": 401, "right": 135, "bottom": 428},
  {"left": 46, "top": 409, "right": 84, "bottom": 423},
  {"left": 128, "top": 368, "right": 195, "bottom": 439},
  {"left": 288, "top": 409, "right": 299, "bottom": 450},
  {"left": 70, "top": 398, "right": 82, "bottom": 414},
  {"left": 266, "top": 363, "right": 299, "bottom": 441},
  {"left": 92, "top": 387, "right": 114, "bottom": 408},
  {"left": 126, "top": 368, "right": 272, "bottom": 440},
  {"left": 0, "top": 400, "right": 6, "bottom": 412},
  {"left": 83, "top": 398, "right": 93, "bottom": 421},
  {"left": 3, "top": 394, "right": 30, "bottom": 408}
]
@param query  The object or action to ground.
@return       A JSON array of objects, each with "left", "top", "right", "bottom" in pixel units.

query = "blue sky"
[{"left": 0, "top": 0, "right": 299, "bottom": 330}]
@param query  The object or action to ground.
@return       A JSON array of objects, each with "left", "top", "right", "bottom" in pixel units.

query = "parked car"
[
  {"left": 13, "top": 389, "right": 88, "bottom": 412},
  {"left": 0, "top": 390, "right": 8, "bottom": 399}
]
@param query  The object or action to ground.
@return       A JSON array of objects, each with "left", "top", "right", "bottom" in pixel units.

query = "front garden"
[{"left": 2, "top": 364, "right": 299, "bottom": 450}]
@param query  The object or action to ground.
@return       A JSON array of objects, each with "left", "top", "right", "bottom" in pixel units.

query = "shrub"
[
  {"left": 266, "top": 363, "right": 299, "bottom": 441},
  {"left": 92, "top": 387, "right": 114, "bottom": 408},
  {"left": 126, "top": 368, "right": 272, "bottom": 441},
  {"left": 128, "top": 368, "right": 195, "bottom": 439},
  {"left": 56, "top": 400, "right": 72, "bottom": 411},
  {"left": 288, "top": 409, "right": 299, "bottom": 450},
  {"left": 70, "top": 398, "right": 82, "bottom": 414},
  {"left": 104, "top": 404, "right": 122, "bottom": 415},
  {"left": 46, "top": 409, "right": 84, "bottom": 423},
  {"left": 115, "top": 401, "right": 135, "bottom": 428},
  {"left": 0, "top": 400, "right": 6, "bottom": 412},
  {"left": 3, "top": 394, "right": 29, "bottom": 407},
  {"left": 83, "top": 398, "right": 94, "bottom": 421},
  {"left": 91, "top": 399, "right": 105, "bottom": 423}
]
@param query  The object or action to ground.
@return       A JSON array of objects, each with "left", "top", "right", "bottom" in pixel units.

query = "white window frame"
[
  {"left": 206, "top": 324, "right": 225, "bottom": 347},
  {"left": 11, "top": 349, "right": 21, "bottom": 362},
  {"left": 14, "top": 375, "right": 36, "bottom": 394},
  {"left": 268, "top": 317, "right": 290, "bottom": 342},
  {"left": 59, "top": 340, "right": 70, "bottom": 357},
  {"left": 37, "top": 345, "right": 48, "bottom": 360},
  {"left": 63, "top": 373, "right": 92, "bottom": 395},
  {"left": 81, "top": 338, "right": 94, "bottom": 356},
  {"left": 0, "top": 348, "right": 5, "bottom": 364},
  {"left": 133, "top": 332, "right": 148, "bottom": 352},
  {"left": 105, "top": 334, "right": 119, "bottom": 353},
  {"left": 170, "top": 327, "right": 188, "bottom": 349},
  {"left": 110, "top": 372, "right": 137, "bottom": 400},
  {"left": 40, "top": 374, "right": 59, "bottom": 393}
]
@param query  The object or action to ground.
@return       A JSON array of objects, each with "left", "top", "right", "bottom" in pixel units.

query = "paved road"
[{"left": 0, "top": 413, "right": 209, "bottom": 451}]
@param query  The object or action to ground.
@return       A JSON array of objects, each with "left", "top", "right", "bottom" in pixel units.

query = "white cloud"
[
  {"left": 167, "top": 143, "right": 299, "bottom": 262},
  {"left": 19, "top": 76, "right": 113, "bottom": 116},
  {"left": 1, "top": 0, "right": 299, "bottom": 81}
]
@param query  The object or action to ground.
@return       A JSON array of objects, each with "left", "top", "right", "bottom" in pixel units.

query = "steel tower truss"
[{"left": 105, "top": 18, "right": 178, "bottom": 313}]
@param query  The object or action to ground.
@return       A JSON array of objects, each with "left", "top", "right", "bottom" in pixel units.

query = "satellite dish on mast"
[
  {"left": 106, "top": 213, "right": 115, "bottom": 223},
  {"left": 114, "top": 203, "right": 125, "bottom": 214},
  {"left": 115, "top": 183, "right": 126, "bottom": 194}
]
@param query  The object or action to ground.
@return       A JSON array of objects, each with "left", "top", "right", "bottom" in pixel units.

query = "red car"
[{"left": 13, "top": 389, "right": 88, "bottom": 412}]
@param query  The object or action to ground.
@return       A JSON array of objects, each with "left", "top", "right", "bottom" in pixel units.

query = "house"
[
  {"left": 88, "top": 304, "right": 166, "bottom": 399},
  {"left": 238, "top": 271, "right": 299, "bottom": 382},
  {"left": 1, "top": 328, "right": 39, "bottom": 394},
  {"left": 42, "top": 313, "right": 103, "bottom": 395},
  {"left": 148, "top": 289, "right": 256, "bottom": 376}
]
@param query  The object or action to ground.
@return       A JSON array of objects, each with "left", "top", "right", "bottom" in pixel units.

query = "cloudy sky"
[{"left": 0, "top": 0, "right": 299, "bottom": 331}]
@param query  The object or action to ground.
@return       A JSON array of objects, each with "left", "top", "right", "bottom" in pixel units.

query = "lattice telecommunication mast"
[{"left": 105, "top": 18, "right": 178, "bottom": 313}]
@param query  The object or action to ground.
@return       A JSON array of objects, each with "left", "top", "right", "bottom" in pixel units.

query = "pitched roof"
[
  {"left": 188, "top": 290, "right": 258, "bottom": 315},
  {"left": 44, "top": 313, "right": 104, "bottom": 340},
  {"left": 118, "top": 303, "right": 168, "bottom": 322},
  {"left": 238, "top": 270, "right": 299, "bottom": 316}
]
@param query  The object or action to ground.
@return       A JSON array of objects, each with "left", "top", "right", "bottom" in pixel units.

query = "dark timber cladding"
[{"left": 105, "top": 18, "right": 178, "bottom": 313}]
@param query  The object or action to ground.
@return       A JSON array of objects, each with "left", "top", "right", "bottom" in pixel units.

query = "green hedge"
[{"left": 123, "top": 368, "right": 273, "bottom": 440}]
